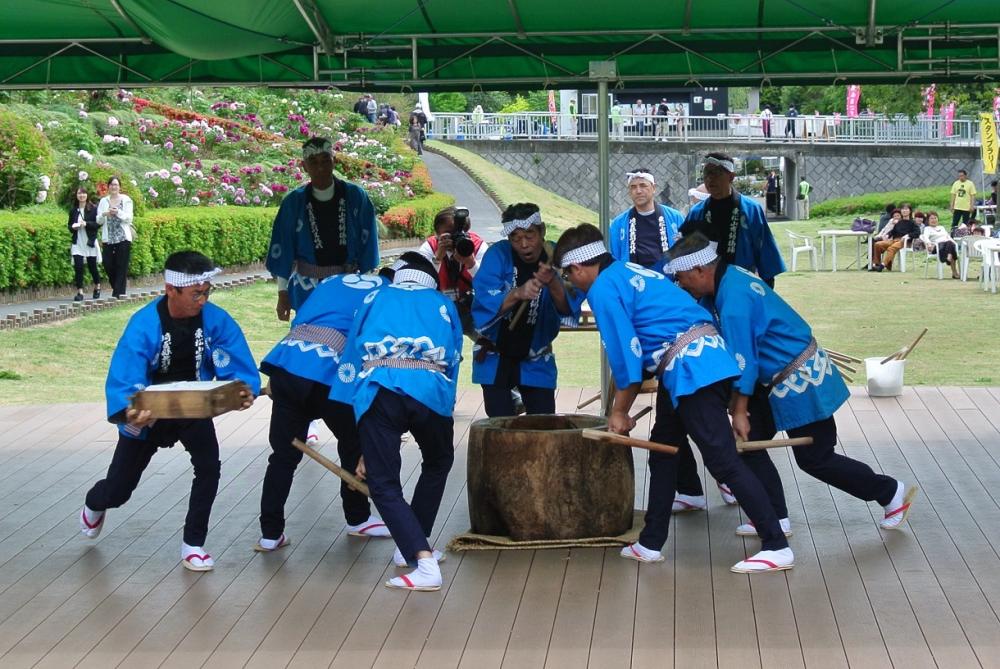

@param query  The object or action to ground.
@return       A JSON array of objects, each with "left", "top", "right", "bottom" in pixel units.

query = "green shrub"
[
  {"left": 53, "top": 161, "right": 146, "bottom": 216},
  {"left": 45, "top": 119, "right": 100, "bottom": 155},
  {"left": 0, "top": 206, "right": 276, "bottom": 290},
  {"left": 0, "top": 108, "right": 56, "bottom": 209},
  {"left": 379, "top": 192, "right": 455, "bottom": 239},
  {"left": 812, "top": 186, "right": 952, "bottom": 217}
]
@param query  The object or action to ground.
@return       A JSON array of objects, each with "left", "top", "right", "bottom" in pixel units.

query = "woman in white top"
[
  {"left": 68, "top": 186, "right": 102, "bottom": 301},
  {"left": 920, "top": 211, "right": 959, "bottom": 278},
  {"left": 96, "top": 175, "right": 135, "bottom": 298}
]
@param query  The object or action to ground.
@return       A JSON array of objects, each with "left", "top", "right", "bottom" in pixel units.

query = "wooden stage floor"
[{"left": 1, "top": 385, "right": 999, "bottom": 669}]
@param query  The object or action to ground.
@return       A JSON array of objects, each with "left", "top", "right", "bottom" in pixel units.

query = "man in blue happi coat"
[
  {"left": 668, "top": 233, "right": 918, "bottom": 536},
  {"left": 331, "top": 254, "right": 463, "bottom": 592},
  {"left": 672, "top": 151, "right": 787, "bottom": 512},
  {"left": 81, "top": 251, "right": 260, "bottom": 572},
  {"left": 472, "top": 203, "right": 581, "bottom": 417},
  {"left": 555, "top": 224, "right": 793, "bottom": 573},
  {"left": 608, "top": 168, "right": 683, "bottom": 275},
  {"left": 266, "top": 136, "right": 380, "bottom": 322},
  {"left": 256, "top": 262, "right": 413, "bottom": 553}
]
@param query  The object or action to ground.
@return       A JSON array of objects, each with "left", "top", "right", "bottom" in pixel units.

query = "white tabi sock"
[
  {"left": 83, "top": 505, "right": 103, "bottom": 525},
  {"left": 386, "top": 556, "right": 442, "bottom": 591}
]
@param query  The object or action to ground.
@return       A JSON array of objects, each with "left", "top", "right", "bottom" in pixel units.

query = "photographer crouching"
[{"left": 418, "top": 206, "right": 489, "bottom": 337}]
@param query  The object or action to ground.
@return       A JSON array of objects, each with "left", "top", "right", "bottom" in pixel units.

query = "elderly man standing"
[
  {"left": 266, "top": 136, "right": 380, "bottom": 323},
  {"left": 609, "top": 169, "right": 683, "bottom": 274},
  {"left": 472, "top": 203, "right": 582, "bottom": 417}
]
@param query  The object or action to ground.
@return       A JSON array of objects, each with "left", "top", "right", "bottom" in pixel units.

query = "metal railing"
[{"left": 425, "top": 111, "right": 981, "bottom": 146}]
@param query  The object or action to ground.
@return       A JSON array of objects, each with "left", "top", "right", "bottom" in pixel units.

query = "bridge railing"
[{"left": 425, "top": 111, "right": 980, "bottom": 146}]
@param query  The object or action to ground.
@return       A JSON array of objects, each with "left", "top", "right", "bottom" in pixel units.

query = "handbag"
[{"left": 851, "top": 217, "right": 875, "bottom": 233}]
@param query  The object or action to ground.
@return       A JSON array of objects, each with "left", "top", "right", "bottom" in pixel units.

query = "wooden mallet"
[
  {"left": 736, "top": 436, "right": 813, "bottom": 452},
  {"left": 880, "top": 327, "right": 928, "bottom": 364},
  {"left": 291, "top": 438, "right": 370, "bottom": 497}
]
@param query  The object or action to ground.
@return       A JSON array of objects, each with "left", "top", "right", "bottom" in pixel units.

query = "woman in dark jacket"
[{"left": 68, "top": 186, "right": 101, "bottom": 300}]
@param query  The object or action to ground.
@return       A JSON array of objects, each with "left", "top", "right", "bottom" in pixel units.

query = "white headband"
[
  {"left": 390, "top": 258, "right": 407, "bottom": 271},
  {"left": 704, "top": 157, "right": 735, "bottom": 173},
  {"left": 666, "top": 242, "right": 719, "bottom": 274},
  {"left": 626, "top": 171, "right": 656, "bottom": 186},
  {"left": 164, "top": 268, "right": 222, "bottom": 287},
  {"left": 302, "top": 139, "right": 333, "bottom": 159},
  {"left": 393, "top": 268, "right": 437, "bottom": 289},
  {"left": 688, "top": 187, "right": 710, "bottom": 202},
  {"left": 502, "top": 211, "right": 543, "bottom": 237},
  {"left": 559, "top": 241, "right": 608, "bottom": 268}
]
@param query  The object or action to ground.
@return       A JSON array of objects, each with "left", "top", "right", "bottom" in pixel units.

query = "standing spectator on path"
[
  {"left": 611, "top": 101, "right": 624, "bottom": 141},
  {"left": 97, "top": 175, "right": 135, "bottom": 299},
  {"left": 634, "top": 99, "right": 646, "bottom": 137},
  {"left": 797, "top": 176, "right": 811, "bottom": 220},
  {"left": 949, "top": 169, "right": 977, "bottom": 231},
  {"left": 68, "top": 185, "right": 102, "bottom": 301},
  {"left": 785, "top": 105, "right": 799, "bottom": 138},
  {"left": 656, "top": 99, "right": 670, "bottom": 140},
  {"left": 353, "top": 96, "right": 368, "bottom": 117},
  {"left": 267, "top": 136, "right": 380, "bottom": 322},
  {"left": 765, "top": 170, "right": 779, "bottom": 214},
  {"left": 366, "top": 96, "right": 378, "bottom": 124},
  {"left": 408, "top": 115, "right": 424, "bottom": 155},
  {"left": 760, "top": 105, "right": 773, "bottom": 139}
]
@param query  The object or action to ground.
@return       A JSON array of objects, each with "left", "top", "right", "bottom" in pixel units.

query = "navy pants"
[
  {"left": 748, "top": 386, "right": 897, "bottom": 508},
  {"left": 358, "top": 387, "right": 455, "bottom": 564},
  {"left": 481, "top": 355, "right": 555, "bottom": 417},
  {"left": 260, "top": 367, "right": 371, "bottom": 539},
  {"left": 642, "top": 380, "right": 788, "bottom": 552},
  {"left": 86, "top": 418, "right": 220, "bottom": 546}
]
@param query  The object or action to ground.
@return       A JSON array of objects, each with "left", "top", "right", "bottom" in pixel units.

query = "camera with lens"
[{"left": 451, "top": 206, "right": 475, "bottom": 257}]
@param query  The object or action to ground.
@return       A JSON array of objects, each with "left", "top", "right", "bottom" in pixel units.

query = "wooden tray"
[{"left": 130, "top": 380, "right": 248, "bottom": 419}]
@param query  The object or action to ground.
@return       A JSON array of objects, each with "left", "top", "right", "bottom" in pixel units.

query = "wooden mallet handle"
[
  {"left": 581, "top": 428, "right": 679, "bottom": 455},
  {"left": 631, "top": 405, "right": 653, "bottom": 421},
  {"left": 508, "top": 301, "right": 529, "bottom": 331},
  {"left": 577, "top": 391, "right": 602, "bottom": 409},
  {"left": 736, "top": 436, "right": 813, "bottom": 452},
  {"left": 291, "top": 438, "right": 371, "bottom": 497}
]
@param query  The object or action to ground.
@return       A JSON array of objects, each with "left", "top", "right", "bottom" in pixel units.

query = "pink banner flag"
[
  {"left": 943, "top": 101, "right": 956, "bottom": 136},
  {"left": 994, "top": 89, "right": 1000, "bottom": 122},
  {"left": 923, "top": 84, "right": 936, "bottom": 117},
  {"left": 846, "top": 85, "right": 861, "bottom": 118},
  {"left": 548, "top": 90, "right": 557, "bottom": 129}
]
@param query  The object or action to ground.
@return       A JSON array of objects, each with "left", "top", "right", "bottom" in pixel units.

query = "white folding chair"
[
  {"left": 959, "top": 237, "right": 982, "bottom": 281},
  {"left": 897, "top": 237, "right": 916, "bottom": 273},
  {"left": 786, "top": 231, "right": 817, "bottom": 271},
  {"left": 922, "top": 245, "right": 944, "bottom": 279},
  {"left": 975, "top": 238, "right": 1000, "bottom": 293}
]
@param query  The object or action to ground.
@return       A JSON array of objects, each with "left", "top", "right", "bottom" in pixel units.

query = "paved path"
[{"left": 420, "top": 151, "right": 503, "bottom": 241}]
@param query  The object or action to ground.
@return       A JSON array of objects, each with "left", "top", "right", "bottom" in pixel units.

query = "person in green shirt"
[
  {"left": 949, "top": 169, "right": 977, "bottom": 230},
  {"left": 797, "top": 176, "right": 811, "bottom": 220}
]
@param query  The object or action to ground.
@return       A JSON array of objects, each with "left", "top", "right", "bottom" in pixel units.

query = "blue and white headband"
[
  {"left": 559, "top": 241, "right": 608, "bottom": 268},
  {"left": 501, "top": 211, "right": 543, "bottom": 237},
  {"left": 302, "top": 138, "right": 333, "bottom": 159},
  {"left": 164, "top": 267, "right": 222, "bottom": 287},
  {"left": 666, "top": 241, "right": 719, "bottom": 273},
  {"left": 626, "top": 171, "right": 655, "bottom": 186},
  {"left": 703, "top": 156, "right": 735, "bottom": 173},
  {"left": 393, "top": 267, "right": 437, "bottom": 289}
]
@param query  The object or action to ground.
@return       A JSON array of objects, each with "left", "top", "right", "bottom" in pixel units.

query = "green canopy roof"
[{"left": 2, "top": 1, "right": 998, "bottom": 90}]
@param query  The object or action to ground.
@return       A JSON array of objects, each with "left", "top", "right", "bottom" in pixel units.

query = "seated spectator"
[
  {"left": 920, "top": 211, "right": 959, "bottom": 279},
  {"left": 871, "top": 207, "right": 918, "bottom": 272},
  {"left": 877, "top": 202, "right": 896, "bottom": 235},
  {"left": 954, "top": 216, "right": 986, "bottom": 238},
  {"left": 910, "top": 210, "right": 927, "bottom": 250}
]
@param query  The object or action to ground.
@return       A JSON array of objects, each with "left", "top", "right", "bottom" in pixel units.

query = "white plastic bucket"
[{"left": 865, "top": 357, "right": 906, "bottom": 397}]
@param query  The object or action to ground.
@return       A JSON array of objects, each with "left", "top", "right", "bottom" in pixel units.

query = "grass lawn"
[
  {"left": 426, "top": 140, "right": 597, "bottom": 234},
  {"left": 1, "top": 249, "right": 997, "bottom": 406}
]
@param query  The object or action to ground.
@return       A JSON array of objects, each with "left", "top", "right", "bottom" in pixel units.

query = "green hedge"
[
  {"left": 0, "top": 206, "right": 276, "bottom": 290},
  {"left": 812, "top": 186, "right": 952, "bottom": 217}
]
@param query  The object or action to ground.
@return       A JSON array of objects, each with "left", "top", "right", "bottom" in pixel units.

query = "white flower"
[
  {"left": 171, "top": 175, "right": 182, "bottom": 186},
  {"left": 34, "top": 122, "right": 43, "bottom": 131},
  {"left": 190, "top": 196, "right": 200, "bottom": 205},
  {"left": 148, "top": 187, "right": 158, "bottom": 198},
  {"left": 102, "top": 134, "right": 115, "bottom": 143},
  {"left": 171, "top": 163, "right": 182, "bottom": 172},
  {"left": 47, "top": 120, "right": 60, "bottom": 128},
  {"left": 78, "top": 171, "right": 88, "bottom": 181},
  {"left": 77, "top": 150, "right": 93, "bottom": 162},
  {"left": 107, "top": 116, "right": 119, "bottom": 127},
  {"left": 40, "top": 175, "right": 51, "bottom": 189},
  {"left": 78, "top": 109, "right": 88, "bottom": 118},
  {"left": 36, "top": 190, "right": 48, "bottom": 203}
]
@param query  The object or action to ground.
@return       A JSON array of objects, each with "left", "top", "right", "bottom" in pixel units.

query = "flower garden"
[{"left": 0, "top": 88, "right": 448, "bottom": 290}]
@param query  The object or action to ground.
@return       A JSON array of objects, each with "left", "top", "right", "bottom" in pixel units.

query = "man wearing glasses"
[{"left": 80, "top": 251, "right": 259, "bottom": 572}]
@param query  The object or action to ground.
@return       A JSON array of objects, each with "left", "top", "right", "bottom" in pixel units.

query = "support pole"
[{"left": 590, "top": 60, "right": 616, "bottom": 415}]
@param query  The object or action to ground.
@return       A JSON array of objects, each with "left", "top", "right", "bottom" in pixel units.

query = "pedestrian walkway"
[{"left": 420, "top": 152, "right": 503, "bottom": 242}]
